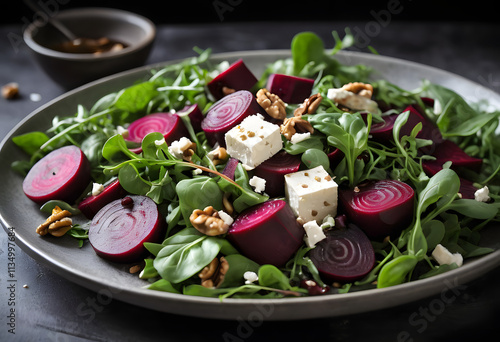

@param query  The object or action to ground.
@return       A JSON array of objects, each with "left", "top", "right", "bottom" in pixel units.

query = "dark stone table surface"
[{"left": 1, "top": 19, "right": 500, "bottom": 342}]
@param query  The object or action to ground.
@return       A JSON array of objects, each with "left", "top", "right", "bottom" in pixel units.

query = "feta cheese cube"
[
  {"left": 249, "top": 175, "right": 266, "bottom": 194},
  {"left": 303, "top": 220, "right": 327, "bottom": 248},
  {"left": 224, "top": 114, "right": 282, "bottom": 169},
  {"left": 243, "top": 271, "right": 259, "bottom": 284},
  {"left": 432, "top": 244, "right": 463, "bottom": 267},
  {"left": 474, "top": 186, "right": 490, "bottom": 202},
  {"left": 285, "top": 165, "right": 338, "bottom": 223}
]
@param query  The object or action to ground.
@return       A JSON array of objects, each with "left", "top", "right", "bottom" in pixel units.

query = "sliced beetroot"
[
  {"left": 459, "top": 178, "right": 478, "bottom": 199},
  {"left": 404, "top": 105, "right": 443, "bottom": 145},
  {"left": 89, "top": 195, "right": 166, "bottom": 263},
  {"left": 309, "top": 224, "right": 375, "bottom": 282},
  {"left": 339, "top": 179, "right": 415, "bottom": 240},
  {"left": 422, "top": 139, "right": 483, "bottom": 176},
  {"left": 253, "top": 151, "right": 301, "bottom": 197},
  {"left": 328, "top": 148, "right": 344, "bottom": 168},
  {"left": 78, "top": 179, "right": 127, "bottom": 219},
  {"left": 176, "top": 103, "right": 204, "bottom": 133},
  {"left": 23, "top": 145, "right": 91, "bottom": 205},
  {"left": 266, "top": 74, "right": 314, "bottom": 103},
  {"left": 221, "top": 157, "right": 240, "bottom": 181},
  {"left": 227, "top": 199, "right": 305, "bottom": 266},
  {"left": 125, "top": 113, "right": 189, "bottom": 153},
  {"left": 207, "top": 59, "right": 258, "bottom": 100},
  {"left": 201, "top": 90, "right": 263, "bottom": 147}
]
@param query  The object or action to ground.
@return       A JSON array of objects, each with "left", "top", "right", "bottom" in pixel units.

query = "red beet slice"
[
  {"left": 309, "top": 224, "right": 375, "bottom": 282},
  {"left": 458, "top": 178, "right": 478, "bottom": 200},
  {"left": 207, "top": 59, "right": 258, "bottom": 100},
  {"left": 422, "top": 139, "right": 483, "bottom": 176},
  {"left": 339, "top": 180, "right": 415, "bottom": 240},
  {"left": 266, "top": 74, "right": 314, "bottom": 103},
  {"left": 78, "top": 179, "right": 127, "bottom": 219},
  {"left": 221, "top": 157, "right": 240, "bottom": 181},
  {"left": 22, "top": 145, "right": 91, "bottom": 205},
  {"left": 125, "top": 113, "right": 189, "bottom": 153},
  {"left": 227, "top": 199, "right": 305, "bottom": 266},
  {"left": 201, "top": 90, "right": 263, "bottom": 147},
  {"left": 253, "top": 151, "right": 301, "bottom": 197},
  {"left": 89, "top": 195, "right": 166, "bottom": 263},
  {"left": 328, "top": 148, "right": 344, "bottom": 168},
  {"left": 176, "top": 104, "right": 204, "bottom": 133}
]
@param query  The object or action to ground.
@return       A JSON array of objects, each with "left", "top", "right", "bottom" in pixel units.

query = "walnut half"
[
  {"left": 294, "top": 93, "right": 323, "bottom": 116},
  {"left": 256, "top": 88, "right": 287, "bottom": 120},
  {"left": 190, "top": 206, "right": 230, "bottom": 236},
  {"left": 199, "top": 256, "right": 229, "bottom": 288},
  {"left": 280, "top": 116, "right": 314, "bottom": 141},
  {"left": 36, "top": 206, "right": 72, "bottom": 237}
]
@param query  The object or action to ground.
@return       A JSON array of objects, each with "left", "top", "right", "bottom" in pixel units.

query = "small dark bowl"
[{"left": 23, "top": 7, "right": 156, "bottom": 89}]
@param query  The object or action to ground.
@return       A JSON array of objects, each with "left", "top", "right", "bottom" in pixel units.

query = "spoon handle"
[{"left": 23, "top": 0, "right": 77, "bottom": 41}]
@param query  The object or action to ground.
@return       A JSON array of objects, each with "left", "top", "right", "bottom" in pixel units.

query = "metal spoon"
[{"left": 23, "top": 0, "right": 78, "bottom": 42}]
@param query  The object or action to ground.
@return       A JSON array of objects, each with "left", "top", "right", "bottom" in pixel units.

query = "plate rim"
[{"left": 2, "top": 49, "right": 500, "bottom": 320}]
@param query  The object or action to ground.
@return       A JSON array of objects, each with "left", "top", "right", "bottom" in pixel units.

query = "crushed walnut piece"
[
  {"left": 341, "top": 82, "right": 374, "bottom": 98},
  {"left": 208, "top": 146, "right": 228, "bottom": 166},
  {"left": 222, "top": 86, "right": 235, "bottom": 96},
  {"left": 256, "top": 88, "right": 287, "bottom": 120},
  {"left": 2, "top": 82, "right": 19, "bottom": 99},
  {"left": 190, "top": 206, "right": 230, "bottom": 236},
  {"left": 294, "top": 93, "right": 323, "bottom": 116},
  {"left": 199, "top": 256, "right": 229, "bottom": 288},
  {"left": 280, "top": 116, "right": 314, "bottom": 141},
  {"left": 36, "top": 206, "right": 72, "bottom": 237}
]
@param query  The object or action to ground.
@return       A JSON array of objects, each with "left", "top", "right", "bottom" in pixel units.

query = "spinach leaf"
[
  {"left": 176, "top": 177, "right": 223, "bottom": 225},
  {"left": 153, "top": 227, "right": 222, "bottom": 283}
]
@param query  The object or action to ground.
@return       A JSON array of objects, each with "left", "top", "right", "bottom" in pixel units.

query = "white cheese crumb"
[
  {"left": 192, "top": 168, "right": 203, "bottom": 176},
  {"left": 303, "top": 220, "right": 327, "bottom": 248},
  {"left": 218, "top": 210, "right": 234, "bottom": 226},
  {"left": 249, "top": 175, "right": 266, "bottom": 194},
  {"left": 168, "top": 137, "right": 192, "bottom": 159},
  {"left": 117, "top": 125, "right": 129, "bottom": 138},
  {"left": 432, "top": 244, "right": 463, "bottom": 267},
  {"left": 243, "top": 271, "right": 259, "bottom": 284},
  {"left": 91, "top": 183, "right": 105, "bottom": 196},
  {"left": 290, "top": 132, "right": 311, "bottom": 144},
  {"left": 30, "top": 93, "right": 42, "bottom": 102},
  {"left": 474, "top": 186, "right": 490, "bottom": 202}
]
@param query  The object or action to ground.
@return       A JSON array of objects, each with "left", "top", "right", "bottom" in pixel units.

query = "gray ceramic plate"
[{"left": 1, "top": 50, "right": 500, "bottom": 320}]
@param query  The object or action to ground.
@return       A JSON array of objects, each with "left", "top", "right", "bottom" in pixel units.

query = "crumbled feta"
[
  {"left": 249, "top": 175, "right": 266, "bottom": 194},
  {"left": 290, "top": 132, "right": 311, "bottom": 144},
  {"left": 474, "top": 186, "right": 490, "bottom": 202},
  {"left": 168, "top": 137, "right": 193, "bottom": 159},
  {"left": 116, "top": 125, "right": 129, "bottom": 137},
  {"left": 243, "top": 271, "right": 259, "bottom": 284},
  {"left": 327, "top": 88, "right": 378, "bottom": 113},
  {"left": 91, "top": 183, "right": 105, "bottom": 196},
  {"left": 303, "top": 220, "right": 327, "bottom": 248},
  {"left": 285, "top": 165, "right": 338, "bottom": 223},
  {"left": 218, "top": 210, "right": 234, "bottom": 226},
  {"left": 432, "top": 244, "right": 463, "bottom": 267},
  {"left": 224, "top": 114, "right": 282, "bottom": 169}
]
